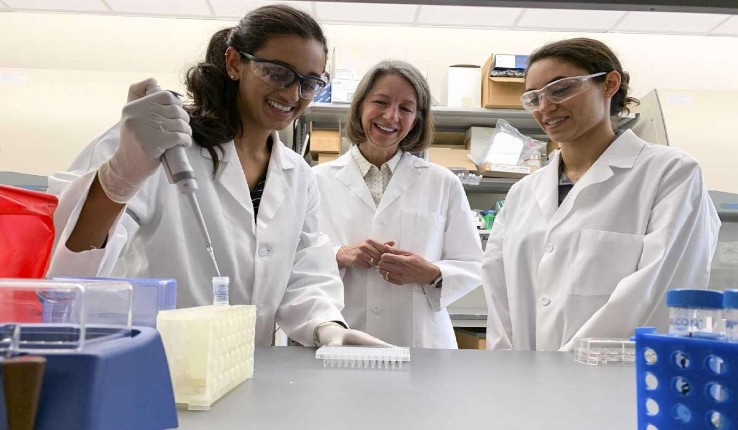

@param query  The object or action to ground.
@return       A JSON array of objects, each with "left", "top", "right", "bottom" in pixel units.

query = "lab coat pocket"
[
  {"left": 569, "top": 229, "right": 644, "bottom": 296},
  {"left": 399, "top": 209, "right": 444, "bottom": 259}
]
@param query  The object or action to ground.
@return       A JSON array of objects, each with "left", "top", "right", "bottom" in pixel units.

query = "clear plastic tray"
[
  {"left": 54, "top": 276, "right": 176, "bottom": 327},
  {"left": 573, "top": 337, "right": 635, "bottom": 366},
  {"left": 0, "top": 279, "right": 132, "bottom": 353},
  {"left": 315, "top": 346, "right": 411, "bottom": 369}
]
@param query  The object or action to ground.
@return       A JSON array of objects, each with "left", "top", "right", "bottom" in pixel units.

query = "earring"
[{"left": 230, "top": 75, "right": 236, "bottom": 80}]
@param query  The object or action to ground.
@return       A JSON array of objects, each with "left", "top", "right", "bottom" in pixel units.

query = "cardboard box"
[
  {"left": 481, "top": 54, "right": 528, "bottom": 109},
  {"left": 427, "top": 147, "right": 476, "bottom": 171},
  {"left": 478, "top": 162, "right": 530, "bottom": 179},
  {"left": 445, "top": 65, "right": 481, "bottom": 108},
  {"left": 317, "top": 152, "right": 340, "bottom": 164},
  {"left": 310, "top": 128, "right": 340, "bottom": 153},
  {"left": 455, "top": 327, "right": 486, "bottom": 350},
  {"left": 433, "top": 131, "right": 467, "bottom": 148}
]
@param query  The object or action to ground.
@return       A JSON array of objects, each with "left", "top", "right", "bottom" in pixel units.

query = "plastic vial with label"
[
  {"left": 526, "top": 152, "right": 541, "bottom": 173},
  {"left": 666, "top": 289, "right": 723, "bottom": 338},
  {"left": 724, "top": 289, "right": 738, "bottom": 342},
  {"left": 212, "top": 276, "right": 230, "bottom": 306}
]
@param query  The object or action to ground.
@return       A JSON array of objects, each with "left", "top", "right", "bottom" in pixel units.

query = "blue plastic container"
[
  {"left": 635, "top": 327, "right": 737, "bottom": 429},
  {"left": 35, "top": 326, "right": 177, "bottom": 430},
  {"left": 52, "top": 277, "right": 176, "bottom": 327}
]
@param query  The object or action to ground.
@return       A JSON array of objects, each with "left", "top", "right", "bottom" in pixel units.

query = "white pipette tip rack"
[{"left": 315, "top": 346, "right": 411, "bottom": 370}]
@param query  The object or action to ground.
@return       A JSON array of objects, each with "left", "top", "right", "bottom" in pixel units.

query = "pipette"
[{"left": 145, "top": 85, "right": 221, "bottom": 278}]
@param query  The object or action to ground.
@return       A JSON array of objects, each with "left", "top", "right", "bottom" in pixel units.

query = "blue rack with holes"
[{"left": 635, "top": 327, "right": 737, "bottom": 429}]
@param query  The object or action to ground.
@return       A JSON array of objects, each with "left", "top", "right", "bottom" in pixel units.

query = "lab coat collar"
[
  {"left": 538, "top": 129, "right": 645, "bottom": 229},
  {"left": 375, "top": 152, "right": 425, "bottom": 215},
  {"left": 198, "top": 131, "right": 293, "bottom": 232},
  {"left": 333, "top": 151, "right": 377, "bottom": 211}
]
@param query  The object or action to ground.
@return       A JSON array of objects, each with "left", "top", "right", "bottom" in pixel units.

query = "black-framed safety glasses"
[{"left": 239, "top": 51, "right": 327, "bottom": 100}]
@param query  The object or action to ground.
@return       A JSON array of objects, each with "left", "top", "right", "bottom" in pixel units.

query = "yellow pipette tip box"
[{"left": 157, "top": 305, "right": 256, "bottom": 410}]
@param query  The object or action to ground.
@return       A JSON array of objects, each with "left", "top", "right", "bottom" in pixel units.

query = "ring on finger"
[
  {"left": 368, "top": 257, "right": 375, "bottom": 266},
  {"left": 383, "top": 271, "right": 390, "bottom": 281}
]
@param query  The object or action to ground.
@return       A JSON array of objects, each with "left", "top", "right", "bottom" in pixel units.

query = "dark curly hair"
[{"left": 184, "top": 5, "right": 328, "bottom": 174}]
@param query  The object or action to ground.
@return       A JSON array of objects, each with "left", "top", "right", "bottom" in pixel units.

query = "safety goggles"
[
  {"left": 520, "top": 72, "right": 608, "bottom": 112},
  {"left": 239, "top": 51, "right": 327, "bottom": 100}
]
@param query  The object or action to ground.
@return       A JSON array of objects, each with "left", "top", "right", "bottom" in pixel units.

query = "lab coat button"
[
  {"left": 545, "top": 243, "right": 554, "bottom": 253},
  {"left": 371, "top": 305, "right": 382, "bottom": 314},
  {"left": 258, "top": 247, "right": 269, "bottom": 256},
  {"left": 540, "top": 296, "right": 551, "bottom": 306}
]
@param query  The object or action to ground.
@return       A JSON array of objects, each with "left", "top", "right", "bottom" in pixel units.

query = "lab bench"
[{"left": 177, "top": 347, "right": 636, "bottom": 430}]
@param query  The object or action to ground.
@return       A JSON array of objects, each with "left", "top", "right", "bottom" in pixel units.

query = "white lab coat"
[
  {"left": 483, "top": 130, "right": 720, "bottom": 351},
  {"left": 47, "top": 124, "right": 346, "bottom": 347},
  {"left": 313, "top": 151, "right": 482, "bottom": 348}
]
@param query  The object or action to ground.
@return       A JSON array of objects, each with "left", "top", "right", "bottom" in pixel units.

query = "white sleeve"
[
  {"left": 560, "top": 156, "right": 720, "bottom": 351},
  {"left": 274, "top": 175, "right": 346, "bottom": 346},
  {"left": 423, "top": 178, "right": 483, "bottom": 312},
  {"left": 46, "top": 123, "right": 145, "bottom": 278}
]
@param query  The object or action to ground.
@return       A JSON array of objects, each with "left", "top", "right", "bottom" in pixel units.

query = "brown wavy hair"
[{"left": 526, "top": 38, "right": 639, "bottom": 117}]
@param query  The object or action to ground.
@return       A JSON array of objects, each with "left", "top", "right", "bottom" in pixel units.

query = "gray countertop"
[{"left": 177, "top": 347, "right": 637, "bottom": 429}]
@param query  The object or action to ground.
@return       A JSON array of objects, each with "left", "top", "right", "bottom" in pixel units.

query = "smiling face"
[
  {"left": 359, "top": 73, "right": 418, "bottom": 160},
  {"left": 525, "top": 57, "right": 613, "bottom": 146},
  {"left": 231, "top": 34, "right": 326, "bottom": 135}
]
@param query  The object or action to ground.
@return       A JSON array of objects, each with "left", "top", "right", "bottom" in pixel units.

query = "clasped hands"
[{"left": 336, "top": 239, "right": 440, "bottom": 286}]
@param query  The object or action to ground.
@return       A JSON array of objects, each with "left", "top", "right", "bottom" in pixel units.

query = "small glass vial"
[
  {"left": 526, "top": 152, "right": 541, "bottom": 173},
  {"left": 724, "top": 290, "right": 738, "bottom": 342},
  {"left": 212, "top": 276, "right": 230, "bottom": 306},
  {"left": 666, "top": 289, "right": 723, "bottom": 337}
]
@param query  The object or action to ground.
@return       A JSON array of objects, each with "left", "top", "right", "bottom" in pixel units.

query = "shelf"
[
  {"left": 463, "top": 178, "right": 518, "bottom": 194},
  {"left": 303, "top": 103, "right": 639, "bottom": 137}
]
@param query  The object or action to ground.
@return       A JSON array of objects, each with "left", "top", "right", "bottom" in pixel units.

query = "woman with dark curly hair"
[{"left": 48, "top": 5, "right": 386, "bottom": 348}]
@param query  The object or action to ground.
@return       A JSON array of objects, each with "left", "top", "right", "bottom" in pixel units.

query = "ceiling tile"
[
  {"left": 315, "top": 2, "right": 416, "bottom": 25},
  {"left": 614, "top": 11, "right": 728, "bottom": 34},
  {"left": 710, "top": 15, "right": 738, "bottom": 35},
  {"left": 105, "top": 0, "right": 211, "bottom": 16},
  {"left": 209, "top": 0, "right": 312, "bottom": 19},
  {"left": 4, "top": 0, "right": 108, "bottom": 12},
  {"left": 417, "top": 6, "right": 521, "bottom": 28},
  {"left": 517, "top": 8, "right": 625, "bottom": 31}
]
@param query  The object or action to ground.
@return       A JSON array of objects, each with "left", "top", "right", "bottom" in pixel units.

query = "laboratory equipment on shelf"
[
  {"left": 315, "top": 346, "right": 411, "bottom": 369},
  {"left": 666, "top": 289, "right": 724, "bottom": 338},
  {"left": 0, "top": 279, "right": 177, "bottom": 430},
  {"left": 157, "top": 304, "right": 256, "bottom": 410}
]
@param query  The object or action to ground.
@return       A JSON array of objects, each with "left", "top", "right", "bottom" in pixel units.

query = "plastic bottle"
[
  {"left": 666, "top": 289, "right": 723, "bottom": 337},
  {"left": 724, "top": 289, "right": 738, "bottom": 341},
  {"left": 526, "top": 152, "right": 541, "bottom": 173}
]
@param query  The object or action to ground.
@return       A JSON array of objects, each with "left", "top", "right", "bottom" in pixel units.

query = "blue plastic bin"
[
  {"left": 52, "top": 277, "right": 176, "bottom": 327},
  {"left": 635, "top": 327, "right": 737, "bottom": 429}
]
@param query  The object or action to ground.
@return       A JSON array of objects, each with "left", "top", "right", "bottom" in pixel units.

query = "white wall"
[{"left": 2, "top": 12, "right": 738, "bottom": 176}]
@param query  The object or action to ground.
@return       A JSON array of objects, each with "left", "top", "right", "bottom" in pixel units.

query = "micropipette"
[{"left": 145, "top": 85, "right": 221, "bottom": 278}]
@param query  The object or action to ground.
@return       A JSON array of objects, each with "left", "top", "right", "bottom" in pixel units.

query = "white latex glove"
[
  {"left": 98, "top": 78, "right": 192, "bottom": 203},
  {"left": 316, "top": 322, "right": 392, "bottom": 347}
]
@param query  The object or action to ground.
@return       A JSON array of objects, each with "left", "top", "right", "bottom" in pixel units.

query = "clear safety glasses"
[
  {"left": 520, "top": 72, "right": 608, "bottom": 112},
  {"left": 239, "top": 51, "right": 328, "bottom": 100}
]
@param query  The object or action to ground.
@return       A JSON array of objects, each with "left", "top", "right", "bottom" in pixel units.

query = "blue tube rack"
[{"left": 635, "top": 327, "right": 737, "bottom": 429}]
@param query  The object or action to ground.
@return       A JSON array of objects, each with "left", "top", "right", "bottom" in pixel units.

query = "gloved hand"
[
  {"left": 316, "top": 322, "right": 392, "bottom": 347},
  {"left": 98, "top": 78, "right": 192, "bottom": 203}
]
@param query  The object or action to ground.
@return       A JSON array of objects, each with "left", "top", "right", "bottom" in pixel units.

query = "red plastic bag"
[{"left": 0, "top": 185, "right": 58, "bottom": 321}]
